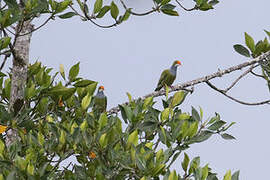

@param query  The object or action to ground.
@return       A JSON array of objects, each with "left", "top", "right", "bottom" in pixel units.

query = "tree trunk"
[{"left": 6, "top": 21, "right": 33, "bottom": 146}]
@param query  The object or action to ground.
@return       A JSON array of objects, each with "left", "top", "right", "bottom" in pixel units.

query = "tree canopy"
[{"left": 0, "top": 0, "right": 269, "bottom": 179}]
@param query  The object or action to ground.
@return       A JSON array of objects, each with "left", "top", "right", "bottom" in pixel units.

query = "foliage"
[
  {"left": 0, "top": 62, "right": 238, "bottom": 179},
  {"left": 0, "top": 0, "right": 248, "bottom": 179},
  {"left": 233, "top": 30, "right": 270, "bottom": 92}
]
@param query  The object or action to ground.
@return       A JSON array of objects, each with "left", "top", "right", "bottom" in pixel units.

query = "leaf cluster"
[
  {"left": 233, "top": 30, "right": 270, "bottom": 92},
  {"left": 0, "top": 62, "right": 238, "bottom": 179}
]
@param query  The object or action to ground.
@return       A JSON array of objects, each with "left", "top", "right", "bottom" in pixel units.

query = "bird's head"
[
  {"left": 172, "top": 60, "right": 182, "bottom": 67},
  {"left": 98, "top": 86, "right": 105, "bottom": 92}
]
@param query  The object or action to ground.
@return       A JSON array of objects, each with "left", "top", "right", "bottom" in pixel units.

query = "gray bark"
[
  {"left": 108, "top": 50, "right": 270, "bottom": 114},
  {"left": 6, "top": 21, "right": 33, "bottom": 146}
]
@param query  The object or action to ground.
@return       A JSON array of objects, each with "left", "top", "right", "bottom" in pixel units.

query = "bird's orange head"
[
  {"left": 173, "top": 60, "right": 182, "bottom": 66},
  {"left": 99, "top": 86, "right": 104, "bottom": 91}
]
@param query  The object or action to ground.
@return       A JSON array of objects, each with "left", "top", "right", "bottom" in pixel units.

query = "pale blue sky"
[{"left": 28, "top": 0, "right": 270, "bottom": 179}]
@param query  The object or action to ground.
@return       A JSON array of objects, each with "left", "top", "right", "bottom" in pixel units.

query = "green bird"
[
  {"left": 155, "top": 60, "right": 182, "bottom": 91},
  {"left": 93, "top": 86, "right": 107, "bottom": 115}
]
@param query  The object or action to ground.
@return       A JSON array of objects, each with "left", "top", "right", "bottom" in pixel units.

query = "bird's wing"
[
  {"left": 155, "top": 69, "right": 170, "bottom": 91},
  {"left": 104, "top": 96, "right": 107, "bottom": 111}
]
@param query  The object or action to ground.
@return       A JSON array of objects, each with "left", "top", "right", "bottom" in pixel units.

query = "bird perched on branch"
[
  {"left": 155, "top": 60, "right": 182, "bottom": 91},
  {"left": 93, "top": 86, "right": 107, "bottom": 115}
]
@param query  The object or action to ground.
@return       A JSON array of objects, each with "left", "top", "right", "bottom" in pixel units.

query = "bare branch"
[
  {"left": 175, "top": 0, "right": 198, "bottom": 11},
  {"left": 223, "top": 65, "right": 256, "bottom": 93},
  {"left": 0, "top": 54, "right": 10, "bottom": 71},
  {"left": 16, "top": 15, "right": 53, "bottom": 37},
  {"left": 108, "top": 51, "right": 270, "bottom": 114},
  {"left": 251, "top": 70, "right": 265, "bottom": 78},
  {"left": 120, "top": 0, "right": 158, "bottom": 16},
  {"left": 206, "top": 80, "right": 270, "bottom": 105}
]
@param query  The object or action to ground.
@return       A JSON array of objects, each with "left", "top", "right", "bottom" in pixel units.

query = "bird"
[
  {"left": 155, "top": 60, "right": 182, "bottom": 91},
  {"left": 93, "top": 86, "right": 107, "bottom": 115}
]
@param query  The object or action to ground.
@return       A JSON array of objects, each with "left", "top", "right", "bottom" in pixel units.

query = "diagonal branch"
[
  {"left": 223, "top": 64, "right": 257, "bottom": 93},
  {"left": 205, "top": 80, "right": 270, "bottom": 105},
  {"left": 120, "top": 0, "right": 158, "bottom": 16},
  {"left": 175, "top": 0, "right": 198, "bottom": 11},
  {"left": 108, "top": 51, "right": 270, "bottom": 114}
]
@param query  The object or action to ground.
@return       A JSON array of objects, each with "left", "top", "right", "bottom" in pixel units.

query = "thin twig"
[
  {"left": 81, "top": 3, "right": 118, "bottom": 28},
  {"left": 0, "top": 54, "right": 9, "bottom": 70},
  {"left": 120, "top": 0, "right": 158, "bottom": 16},
  {"left": 251, "top": 70, "right": 265, "bottom": 78},
  {"left": 223, "top": 65, "right": 256, "bottom": 93},
  {"left": 175, "top": 0, "right": 198, "bottom": 11},
  {"left": 16, "top": 15, "right": 53, "bottom": 37},
  {"left": 69, "top": 5, "right": 85, "bottom": 19},
  {"left": 206, "top": 80, "right": 270, "bottom": 105},
  {"left": 107, "top": 51, "right": 270, "bottom": 114}
]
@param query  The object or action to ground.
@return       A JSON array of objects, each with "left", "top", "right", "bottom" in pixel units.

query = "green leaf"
[
  {"left": 38, "top": 132, "right": 45, "bottom": 146},
  {"left": 81, "top": 93, "right": 91, "bottom": 110},
  {"left": 181, "top": 153, "right": 190, "bottom": 172},
  {"left": 245, "top": 32, "right": 255, "bottom": 53},
  {"left": 119, "top": 105, "right": 128, "bottom": 123},
  {"left": 264, "top": 30, "right": 270, "bottom": 39},
  {"left": 122, "top": 10, "right": 130, "bottom": 22},
  {"left": 80, "top": 120, "right": 88, "bottom": 131},
  {"left": 126, "top": 92, "right": 132, "bottom": 103},
  {"left": 27, "top": 163, "right": 35, "bottom": 175},
  {"left": 3, "top": 0, "right": 19, "bottom": 10},
  {"left": 222, "top": 122, "right": 236, "bottom": 131},
  {"left": 199, "top": 106, "right": 203, "bottom": 120},
  {"left": 96, "top": 6, "right": 111, "bottom": 18},
  {"left": 196, "top": 0, "right": 203, "bottom": 6},
  {"left": 199, "top": 2, "right": 213, "bottom": 11},
  {"left": 233, "top": 44, "right": 250, "bottom": 57},
  {"left": 168, "top": 170, "right": 178, "bottom": 180},
  {"left": 136, "top": 155, "right": 147, "bottom": 170},
  {"left": 161, "top": 108, "right": 170, "bottom": 122},
  {"left": 232, "top": 170, "right": 240, "bottom": 180},
  {"left": 59, "top": 130, "right": 66, "bottom": 145},
  {"left": 154, "top": 0, "right": 162, "bottom": 4},
  {"left": 0, "top": 37, "right": 11, "bottom": 49},
  {"left": 159, "top": 126, "right": 168, "bottom": 146},
  {"left": 99, "top": 133, "right": 107, "bottom": 148},
  {"left": 188, "top": 156, "right": 200, "bottom": 174},
  {"left": 99, "top": 113, "right": 107, "bottom": 130},
  {"left": 161, "top": 4, "right": 176, "bottom": 10},
  {"left": 161, "top": 0, "right": 171, "bottom": 6},
  {"left": 156, "top": 149, "right": 164, "bottom": 163},
  {"left": 59, "top": 64, "right": 65, "bottom": 80},
  {"left": 69, "top": 62, "right": 80, "bottom": 81},
  {"left": 191, "top": 130, "right": 213, "bottom": 143},
  {"left": 178, "top": 113, "right": 190, "bottom": 120},
  {"left": 110, "top": 1, "right": 119, "bottom": 20},
  {"left": 188, "top": 121, "right": 199, "bottom": 138},
  {"left": 143, "top": 96, "right": 153, "bottom": 110},
  {"left": 161, "top": 9, "right": 179, "bottom": 16},
  {"left": 209, "top": 0, "right": 219, "bottom": 6},
  {"left": 152, "top": 164, "right": 166, "bottom": 176},
  {"left": 192, "top": 106, "right": 200, "bottom": 121},
  {"left": 202, "top": 164, "right": 209, "bottom": 180},
  {"left": 221, "top": 133, "right": 236, "bottom": 140},
  {"left": 208, "top": 120, "right": 226, "bottom": 131},
  {"left": 223, "top": 170, "right": 231, "bottom": 180},
  {"left": 170, "top": 91, "right": 185, "bottom": 107},
  {"left": 56, "top": 0, "right": 72, "bottom": 13},
  {"left": 94, "top": 0, "right": 103, "bottom": 14},
  {"left": 58, "top": 12, "right": 77, "bottom": 19},
  {"left": 73, "top": 80, "right": 96, "bottom": 87},
  {"left": 127, "top": 130, "right": 138, "bottom": 148}
]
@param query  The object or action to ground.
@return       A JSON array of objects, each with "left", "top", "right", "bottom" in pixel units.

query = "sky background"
[{"left": 24, "top": 0, "right": 270, "bottom": 179}]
